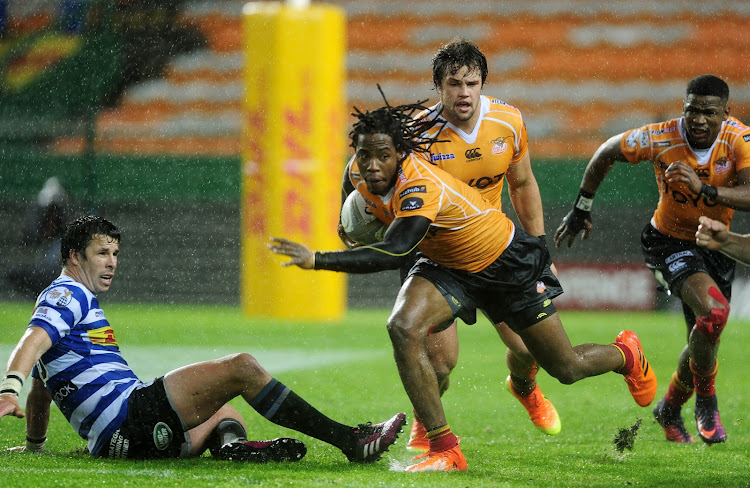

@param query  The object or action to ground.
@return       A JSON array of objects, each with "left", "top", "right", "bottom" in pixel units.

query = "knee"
[
  {"left": 544, "top": 364, "right": 579, "bottom": 385},
  {"left": 224, "top": 353, "right": 265, "bottom": 381},
  {"left": 386, "top": 313, "right": 421, "bottom": 346},
  {"left": 694, "top": 286, "right": 730, "bottom": 344}
]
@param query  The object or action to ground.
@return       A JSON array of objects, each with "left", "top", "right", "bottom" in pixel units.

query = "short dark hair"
[
  {"left": 349, "top": 87, "right": 444, "bottom": 157},
  {"left": 61, "top": 215, "right": 120, "bottom": 266},
  {"left": 686, "top": 74, "right": 729, "bottom": 104},
  {"left": 431, "top": 37, "right": 488, "bottom": 89}
]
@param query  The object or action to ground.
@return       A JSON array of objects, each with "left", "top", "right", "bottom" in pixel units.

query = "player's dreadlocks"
[{"left": 349, "top": 85, "right": 445, "bottom": 159}]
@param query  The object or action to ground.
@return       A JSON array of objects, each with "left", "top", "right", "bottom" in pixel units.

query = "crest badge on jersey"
[
  {"left": 46, "top": 287, "right": 73, "bottom": 307},
  {"left": 491, "top": 137, "right": 508, "bottom": 155},
  {"left": 714, "top": 157, "right": 731, "bottom": 175}
]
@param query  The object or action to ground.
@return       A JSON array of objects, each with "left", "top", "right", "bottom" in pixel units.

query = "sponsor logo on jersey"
[
  {"left": 536, "top": 312, "right": 547, "bottom": 320},
  {"left": 639, "top": 131, "right": 650, "bottom": 148},
  {"left": 536, "top": 281, "right": 547, "bottom": 293},
  {"left": 695, "top": 168, "right": 710, "bottom": 179},
  {"left": 714, "top": 157, "right": 731, "bottom": 175},
  {"left": 46, "top": 287, "right": 73, "bottom": 307},
  {"left": 400, "top": 197, "right": 424, "bottom": 211},
  {"left": 397, "top": 168, "right": 407, "bottom": 184},
  {"left": 543, "top": 299, "right": 552, "bottom": 307},
  {"left": 743, "top": 134, "right": 750, "bottom": 142},
  {"left": 490, "top": 137, "right": 508, "bottom": 155},
  {"left": 465, "top": 147, "right": 482, "bottom": 160},
  {"left": 87, "top": 326, "right": 119, "bottom": 347},
  {"left": 33, "top": 306, "right": 53, "bottom": 321},
  {"left": 53, "top": 381, "right": 78, "bottom": 404},
  {"left": 654, "top": 141, "right": 671, "bottom": 147},
  {"left": 398, "top": 186, "right": 427, "bottom": 199},
  {"left": 625, "top": 131, "right": 639, "bottom": 148},
  {"left": 431, "top": 152, "right": 456, "bottom": 162},
  {"left": 666, "top": 250, "right": 693, "bottom": 264},
  {"left": 668, "top": 259, "right": 687, "bottom": 273},
  {"left": 153, "top": 422, "right": 173, "bottom": 451},
  {"left": 651, "top": 127, "right": 676, "bottom": 135}
]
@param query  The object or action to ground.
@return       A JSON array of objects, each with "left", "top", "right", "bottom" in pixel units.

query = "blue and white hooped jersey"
[{"left": 29, "top": 276, "right": 142, "bottom": 457}]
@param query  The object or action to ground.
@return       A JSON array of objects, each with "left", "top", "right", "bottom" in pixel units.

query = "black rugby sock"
[{"left": 250, "top": 378, "right": 353, "bottom": 450}]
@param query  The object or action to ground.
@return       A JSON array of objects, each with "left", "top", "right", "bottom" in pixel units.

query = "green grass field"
[{"left": 1, "top": 303, "right": 749, "bottom": 487}]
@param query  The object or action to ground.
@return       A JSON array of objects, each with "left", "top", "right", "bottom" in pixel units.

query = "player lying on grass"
[
  {"left": 268, "top": 94, "right": 658, "bottom": 472},
  {"left": 0, "top": 215, "right": 405, "bottom": 462}
]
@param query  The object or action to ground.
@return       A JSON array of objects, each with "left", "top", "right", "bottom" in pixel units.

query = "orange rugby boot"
[
  {"left": 506, "top": 376, "right": 561, "bottom": 435},
  {"left": 406, "top": 417, "right": 430, "bottom": 451},
  {"left": 405, "top": 442, "right": 467, "bottom": 472},
  {"left": 615, "top": 330, "right": 657, "bottom": 407}
]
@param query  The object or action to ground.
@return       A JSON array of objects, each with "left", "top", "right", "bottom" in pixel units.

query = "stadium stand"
[{"left": 47, "top": 0, "right": 750, "bottom": 159}]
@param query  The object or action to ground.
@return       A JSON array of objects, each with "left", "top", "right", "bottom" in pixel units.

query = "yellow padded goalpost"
[{"left": 241, "top": 1, "right": 347, "bottom": 320}]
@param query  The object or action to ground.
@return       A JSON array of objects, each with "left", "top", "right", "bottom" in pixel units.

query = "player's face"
[
  {"left": 72, "top": 234, "right": 119, "bottom": 294},
  {"left": 437, "top": 65, "right": 483, "bottom": 131},
  {"left": 355, "top": 133, "right": 400, "bottom": 196},
  {"left": 683, "top": 94, "right": 728, "bottom": 149}
]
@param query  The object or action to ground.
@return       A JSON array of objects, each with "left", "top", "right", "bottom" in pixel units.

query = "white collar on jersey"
[{"left": 678, "top": 117, "right": 725, "bottom": 167}]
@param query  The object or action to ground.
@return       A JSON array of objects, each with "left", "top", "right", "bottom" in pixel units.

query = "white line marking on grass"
[{"left": 0, "top": 344, "right": 387, "bottom": 400}]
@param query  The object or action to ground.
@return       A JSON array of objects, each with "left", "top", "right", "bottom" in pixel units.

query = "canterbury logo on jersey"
[
  {"left": 87, "top": 326, "right": 119, "bottom": 347},
  {"left": 465, "top": 148, "right": 482, "bottom": 159}
]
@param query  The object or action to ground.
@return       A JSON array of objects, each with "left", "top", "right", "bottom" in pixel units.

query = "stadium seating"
[{"left": 51, "top": 0, "right": 750, "bottom": 159}]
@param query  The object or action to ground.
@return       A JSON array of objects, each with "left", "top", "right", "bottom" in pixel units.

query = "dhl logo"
[{"left": 88, "top": 326, "right": 118, "bottom": 347}]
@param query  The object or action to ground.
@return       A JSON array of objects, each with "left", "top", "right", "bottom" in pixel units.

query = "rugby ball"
[{"left": 340, "top": 190, "right": 387, "bottom": 245}]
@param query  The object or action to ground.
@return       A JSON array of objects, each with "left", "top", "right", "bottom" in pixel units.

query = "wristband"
[
  {"left": 700, "top": 183, "right": 718, "bottom": 201},
  {"left": 25, "top": 435, "right": 47, "bottom": 452},
  {"left": 574, "top": 189, "right": 595, "bottom": 212},
  {"left": 312, "top": 251, "right": 317, "bottom": 270},
  {"left": 0, "top": 371, "right": 24, "bottom": 396}
]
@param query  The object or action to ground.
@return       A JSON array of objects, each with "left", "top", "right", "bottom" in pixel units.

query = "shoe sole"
[{"left": 219, "top": 438, "right": 307, "bottom": 462}]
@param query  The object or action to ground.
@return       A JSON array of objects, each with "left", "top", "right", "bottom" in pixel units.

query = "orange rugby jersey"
[
  {"left": 620, "top": 116, "right": 750, "bottom": 240},
  {"left": 349, "top": 153, "right": 515, "bottom": 273},
  {"left": 419, "top": 95, "right": 529, "bottom": 209}
]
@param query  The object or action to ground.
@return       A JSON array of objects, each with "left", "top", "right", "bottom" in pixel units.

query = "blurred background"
[{"left": 2, "top": 0, "right": 750, "bottom": 314}]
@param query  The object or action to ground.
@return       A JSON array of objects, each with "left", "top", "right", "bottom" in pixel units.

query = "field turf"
[{"left": 1, "top": 303, "right": 749, "bottom": 487}]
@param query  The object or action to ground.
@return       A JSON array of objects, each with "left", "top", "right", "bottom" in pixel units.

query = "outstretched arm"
[
  {"left": 696, "top": 215, "right": 750, "bottom": 265},
  {"left": 1, "top": 327, "right": 52, "bottom": 420},
  {"left": 270, "top": 215, "right": 430, "bottom": 273},
  {"left": 554, "top": 133, "right": 627, "bottom": 248}
]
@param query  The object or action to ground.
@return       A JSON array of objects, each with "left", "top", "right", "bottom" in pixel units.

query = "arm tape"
[
  {"left": 574, "top": 189, "right": 595, "bottom": 212},
  {"left": 0, "top": 371, "right": 25, "bottom": 396}
]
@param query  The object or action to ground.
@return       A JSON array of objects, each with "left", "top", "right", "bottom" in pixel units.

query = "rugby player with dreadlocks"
[{"left": 268, "top": 95, "right": 657, "bottom": 472}]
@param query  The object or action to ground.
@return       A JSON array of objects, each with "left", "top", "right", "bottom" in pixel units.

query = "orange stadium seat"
[{"left": 56, "top": 0, "right": 750, "bottom": 158}]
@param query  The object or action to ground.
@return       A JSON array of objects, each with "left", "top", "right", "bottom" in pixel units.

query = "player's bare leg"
[
  {"left": 663, "top": 272, "right": 728, "bottom": 443},
  {"left": 517, "top": 313, "right": 656, "bottom": 406},
  {"left": 388, "top": 275, "right": 466, "bottom": 471},
  {"left": 496, "top": 321, "right": 561, "bottom": 435},
  {"left": 408, "top": 325, "right": 459, "bottom": 451}
]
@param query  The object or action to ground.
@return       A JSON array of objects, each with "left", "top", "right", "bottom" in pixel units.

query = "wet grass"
[{"left": 1, "top": 303, "right": 750, "bottom": 487}]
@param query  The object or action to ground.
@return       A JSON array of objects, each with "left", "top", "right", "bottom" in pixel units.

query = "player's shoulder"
[
  {"left": 484, "top": 96, "right": 522, "bottom": 115},
  {"left": 36, "top": 276, "right": 92, "bottom": 311},
  {"left": 723, "top": 116, "right": 750, "bottom": 140}
]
